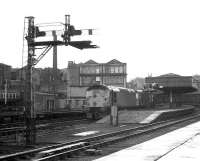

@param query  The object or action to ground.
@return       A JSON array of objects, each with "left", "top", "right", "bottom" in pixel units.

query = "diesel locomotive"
[{"left": 85, "top": 84, "right": 140, "bottom": 119}]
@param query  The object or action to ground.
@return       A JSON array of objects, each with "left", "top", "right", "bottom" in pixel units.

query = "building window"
[
  {"left": 11, "top": 93, "right": 14, "bottom": 99},
  {"left": 85, "top": 67, "right": 88, "bottom": 73},
  {"left": 111, "top": 67, "right": 115, "bottom": 73},
  {"left": 9, "top": 93, "right": 12, "bottom": 99},
  {"left": 75, "top": 100, "right": 79, "bottom": 106},
  {"left": 47, "top": 100, "right": 55, "bottom": 112},
  {"left": 91, "top": 67, "right": 95, "bottom": 73},
  {"left": 96, "top": 67, "right": 100, "bottom": 74},
  {"left": 82, "top": 67, "right": 88, "bottom": 74},
  {"left": 96, "top": 76, "right": 101, "bottom": 82},
  {"left": 115, "top": 67, "right": 119, "bottom": 73},
  {"left": 14, "top": 93, "right": 17, "bottom": 99},
  {"left": 119, "top": 66, "right": 123, "bottom": 73}
]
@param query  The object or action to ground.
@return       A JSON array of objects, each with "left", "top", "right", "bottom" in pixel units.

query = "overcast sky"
[{"left": 1, "top": 0, "right": 200, "bottom": 81}]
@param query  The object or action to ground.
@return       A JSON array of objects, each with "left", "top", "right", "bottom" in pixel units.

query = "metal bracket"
[{"left": 33, "top": 45, "right": 52, "bottom": 65}]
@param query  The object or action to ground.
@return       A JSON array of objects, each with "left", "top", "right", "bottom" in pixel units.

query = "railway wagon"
[{"left": 85, "top": 84, "right": 138, "bottom": 119}]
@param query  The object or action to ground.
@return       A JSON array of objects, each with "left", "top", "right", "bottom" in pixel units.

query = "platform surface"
[
  {"left": 97, "top": 106, "right": 194, "bottom": 124},
  {"left": 94, "top": 120, "right": 200, "bottom": 161},
  {"left": 96, "top": 110, "right": 155, "bottom": 124}
]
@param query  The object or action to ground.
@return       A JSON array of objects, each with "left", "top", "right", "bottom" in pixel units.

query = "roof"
[
  {"left": 145, "top": 73, "right": 198, "bottom": 93},
  {"left": 84, "top": 59, "right": 98, "bottom": 64},
  {"left": 79, "top": 59, "right": 125, "bottom": 66},
  {"left": 0, "top": 63, "right": 11, "bottom": 68},
  {"left": 106, "top": 59, "right": 123, "bottom": 64},
  {"left": 159, "top": 73, "right": 181, "bottom": 77}
]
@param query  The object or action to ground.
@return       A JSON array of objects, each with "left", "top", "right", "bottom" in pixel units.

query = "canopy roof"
[{"left": 145, "top": 73, "right": 198, "bottom": 93}]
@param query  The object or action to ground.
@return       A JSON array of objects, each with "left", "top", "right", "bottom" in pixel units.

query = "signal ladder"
[{"left": 21, "top": 17, "right": 29, "bottom": 73}]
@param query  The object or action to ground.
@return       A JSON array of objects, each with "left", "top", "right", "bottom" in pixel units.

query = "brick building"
[
  {"left": 0, "top": 63, "right": 11, "bottom": 87},
  {"left": 67, "top": 59, "right": 127, "bottom": 87},
  {"left": 59, "top": 59, "right": 127, "bottom": 110},
  {"left": 67, "top": 61, "right": 80, "bottom": 86}
]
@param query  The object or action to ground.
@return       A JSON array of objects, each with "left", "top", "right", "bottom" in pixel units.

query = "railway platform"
[
  {"left": 94, "top": 120, "right": 200, "bottom": 161},
  {"left": 97, "top": 105, "right": 195, "bottom": 124}
]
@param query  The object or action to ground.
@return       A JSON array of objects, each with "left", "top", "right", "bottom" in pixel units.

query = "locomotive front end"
[{"left": 86, "top": 85, "right": 110, "bottom": 119}]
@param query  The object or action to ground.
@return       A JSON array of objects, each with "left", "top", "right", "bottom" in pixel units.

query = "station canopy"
[{"left": 145, "top": 73, "right": 198, "bottom": 93}]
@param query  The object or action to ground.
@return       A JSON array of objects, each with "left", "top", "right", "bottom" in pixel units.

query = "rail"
[
  {"left": 1, "top": 114, "right": 200, "bottom": 160},
  {"left": 0, "top": 118, "right": 88, "bottom": 136}
]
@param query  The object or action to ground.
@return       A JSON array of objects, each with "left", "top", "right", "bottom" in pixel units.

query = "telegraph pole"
[{"left": 25, "top": 16, "right": 36, "bottom": 145}]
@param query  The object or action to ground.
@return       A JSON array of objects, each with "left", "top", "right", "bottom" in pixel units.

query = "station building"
[
  {"left": 145, "top": 73, "right": 199, "bottom": 107},
  {"left": 145, "top": 73, "right": 197, "bottom": 91}
]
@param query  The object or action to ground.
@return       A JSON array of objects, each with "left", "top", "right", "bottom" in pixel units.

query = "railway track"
[
  {"left": 0, "top": 118, "right": 89, "bottom": 137},
  {"left": 1, "top": 113, "right": 200, "bottom": 161},
  {"left": 0, "top": 122, "right": 24, "bottom": 129},
  {"left": 0, "top": 117, "right": 88, "bottom": 129}
]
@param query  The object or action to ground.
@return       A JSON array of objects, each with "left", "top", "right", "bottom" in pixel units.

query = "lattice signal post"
[{"left": 24, "top": 15, "right": 98, "bottom": 145}]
